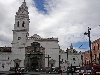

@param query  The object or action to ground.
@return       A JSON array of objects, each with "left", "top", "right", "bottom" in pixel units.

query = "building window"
[
  {"left": 73, "top": 58, "right": 75, "bottom": 61},
  {"left": 87, "top": 61, "right": 88, "bottom": 64},
  {"left": 85, "top": 60, "right": 86, "bottom": 64},
  {"left": 93, "top": 46, "right": 95, "bottom": 51},
  {"left": 95, "top": 54, "right": 96, "bottom": 63},
  {"left": 98, "top": 44, "right": 100, "bottom": 50},
  {"left": 74, "top": 62, "right": 75, "bottom": 64},
  {"left": 94, "top": 54, "right": 96, "bottom": 60},
  {"left": 81, "top": 55, "right": 83, "bottom": 60},
  {"left": 8, "top": 57, "right": 9, "bottom": 60},
  {"left": 99, "top": 53, "right": 100, "bottom": 60},
  {"left": 65, "top": 60, "right": 67, "bottom": 63},
  {"left": 89, "top": 60, "right": 90, "bottom": 64},
  {"left": 17, "top": 21, "right": 19, "bottom": 27},
  {"left": 18, "top": 37, "right": 21, "bottom": 40},
  {"left": 22, "top": 21, "right": 25, "bottom": 27},
  {"left": 2, "top": 64, "right": 4, "bottom": 68}
]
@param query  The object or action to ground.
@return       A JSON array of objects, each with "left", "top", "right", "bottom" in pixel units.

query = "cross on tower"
[{"left": 45, "top": 55, "right": 51, "bottom": 67}]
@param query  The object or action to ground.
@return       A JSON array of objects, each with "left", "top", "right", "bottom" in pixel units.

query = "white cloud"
[{"left": 0, "top": 0, "right": 100, "bottom": 51}]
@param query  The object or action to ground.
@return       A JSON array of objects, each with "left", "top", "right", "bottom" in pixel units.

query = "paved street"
[
  {"left": 40, "top": 73, "right": 78, "bottom": 75},
  {"left": 0, "top": 71, "right": 79, "bottom": 75}
]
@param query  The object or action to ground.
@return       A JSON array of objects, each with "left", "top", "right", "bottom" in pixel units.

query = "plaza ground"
[{"left": 0, "top": 71, "right": 78, "bottom": 75}]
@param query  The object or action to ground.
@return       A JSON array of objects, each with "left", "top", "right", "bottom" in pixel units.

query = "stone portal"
[{"left": 25, "top": 42, "right": 45, "bottom": 71}]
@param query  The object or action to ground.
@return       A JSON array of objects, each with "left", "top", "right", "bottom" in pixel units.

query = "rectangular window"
[
  {"left": 94, "top": 54, "right": 96, "bottom": 62},
  {"left": 99, "top": 53, "right": 100, "bottom": 60},
  {"left": 93, "top": 46, "right": 95, "bottom": 50},
  {"left": 94, "top": 55, "right": 95, "bottom": 59},
  {"left": 59, "top": 55, "right": 61, "bottom": 59},
  {"left": 18, "top": 37, "right": 21, "bottom": 40},
  {"left": 98, "top": 44, "right": 99, "bottom": 50},
  {"left": 89, "top": 60, "right": 90, "bottom": 64},
  {"left": 81, "top": 55, "right": 83, "bottom": 60},
  {"left": 65, "top": 60, "right": 67, "bottom": 63},
  {"left": 85, "top": 60, "right": 86, "bottom": 64},
  {"left": 17, "top": 21, "right": 19, "bottom": 27},
  {"left": 87, "top": 61, "right": 89, "bottom": 64}
]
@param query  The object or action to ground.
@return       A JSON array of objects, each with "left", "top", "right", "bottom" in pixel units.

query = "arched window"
[
  {"left": 22, "top": 21, "right": 25, "bottom": 27},
  {"left": 17, "top": 21, "right": 19, "bottom": 27}
]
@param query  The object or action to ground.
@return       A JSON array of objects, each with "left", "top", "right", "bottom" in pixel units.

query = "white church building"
[
  {"left": 60, "top": 44, "right": 84, "bottom": 72},
  {"left": 0, "top": 1, "right": 60, "bottom": 71}
]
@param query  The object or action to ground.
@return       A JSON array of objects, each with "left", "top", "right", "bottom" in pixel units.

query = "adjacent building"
[
  {"left": 91, "top": 38, "right": 100, "bottom": 64},
  {"left": 0, "top": 47, "right": 12, "bottom": 71},
  {"left": 84, "top": 50, "right": 90, "bottom": 65},
  {"left": 59, "top": 50, "right": 67, "bottom": 72},
  {"left": 84, "top": 38, "right": 100, "bottom": 65},
  {"left": 60, "top": 44, "right": 84, "bottom": 72}
]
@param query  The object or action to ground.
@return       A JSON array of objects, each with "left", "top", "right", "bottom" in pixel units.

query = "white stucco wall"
[
  {"left": 60, "top": 53, "right": 68, "bottom": 71},
  {"left": 26, "top": 38, "right": 60, "bottom": 68},
  {"left": 68, "top": 54, "right": 82, "bottom": 67},
  {"left": 0, "top": 1, "right": 60, "bottom": 71}
]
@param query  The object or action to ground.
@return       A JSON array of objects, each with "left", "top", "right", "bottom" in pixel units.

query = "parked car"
[
  {"left": 67, "top": 67, "right": 74, "bottom": 73},
  {"left": 83, "top": 70, "right": 91, "bottom": 75},
  {"left": 75, "top": 67, "right": 80, "bottom": 74},
  {"left": 79, "top": 69, "right": 84, "bottom": 75},
  {"left": 46, "top": 67, "right": 60, "bottom": 74},
  {"left": 79, "top": 69, "right": 91, "bottom": 75}
]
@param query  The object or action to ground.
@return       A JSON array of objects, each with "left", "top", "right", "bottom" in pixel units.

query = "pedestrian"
[{"left": 60, "top": 70, "right": 62, "bottom": 75}]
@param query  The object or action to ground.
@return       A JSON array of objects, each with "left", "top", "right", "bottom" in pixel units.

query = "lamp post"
[
  {"left": 71, "top": 63, "right": 73, "bottom": 75},
  {"left": 84, "top": 27, "right": 93, "bottom": 74},
  {"left": 67, "top": 61, "right": 70, "bottom": 75}
]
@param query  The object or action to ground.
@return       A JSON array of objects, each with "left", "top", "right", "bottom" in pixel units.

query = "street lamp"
[
  {"left": 67, "top": 61, "right": 70, "bottom": 75},
  {"left": 84, "top": 27, "right": 93, "bottom": 74}
]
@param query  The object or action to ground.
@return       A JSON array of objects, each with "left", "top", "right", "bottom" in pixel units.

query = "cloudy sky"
[{"left": 0, "top": 0, "right": 100, "bottom": 51}]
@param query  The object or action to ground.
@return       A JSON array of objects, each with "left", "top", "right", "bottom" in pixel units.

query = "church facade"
[
  {"left": 60, "top": 44, "right": 84, "bottom": 72},
  {"left": 0, "top": 1, "right": 60, "bottom": 71}
]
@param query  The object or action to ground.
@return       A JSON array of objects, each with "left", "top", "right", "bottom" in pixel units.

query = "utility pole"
[
  {"left": 59, "top": 55, "right": 61, "bottom": 70},
  {"left": 71, "top": 64, "right": 73, "bottom": 75},
  {"left": 84, "top": 27, "right": 93, "bottom": 74}
]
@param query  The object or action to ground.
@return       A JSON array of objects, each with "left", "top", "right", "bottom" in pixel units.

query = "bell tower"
[
  {"left": 12, "top": 1, "right": 30, "bottom": 47},
  {"left": 11, "top": 0, "right": 30, "bottom": 68},
  {"left": 14, "top": 1, "right": 30, "bottom": 31}
]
